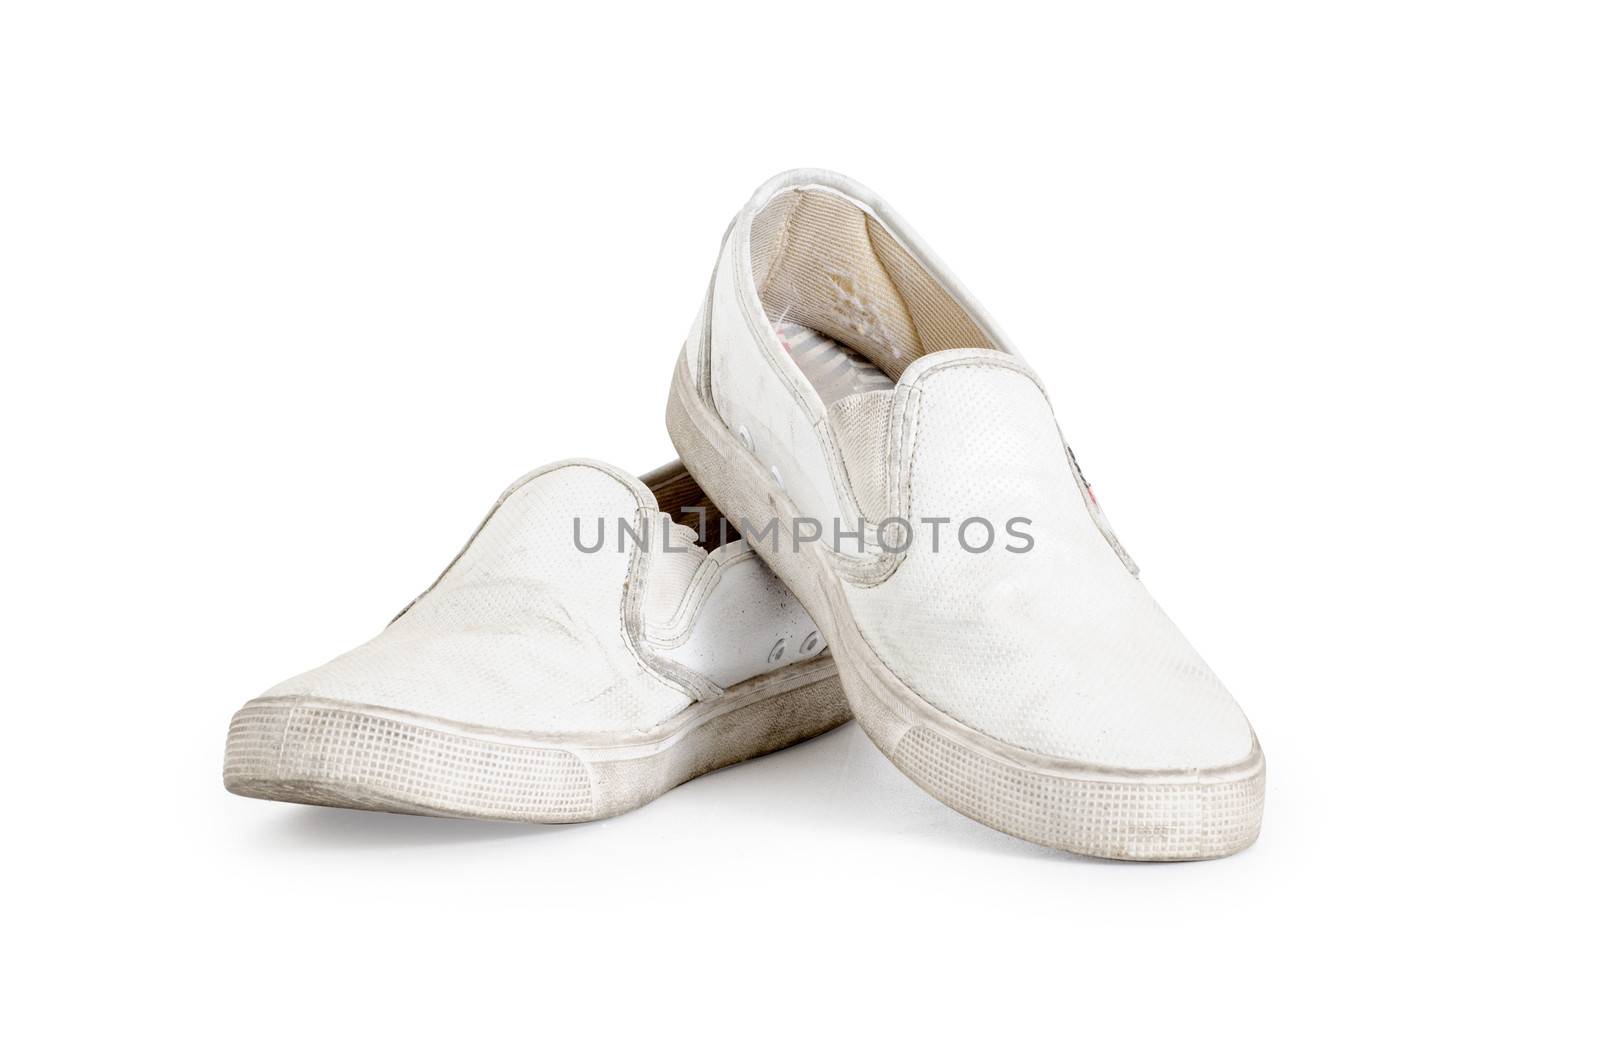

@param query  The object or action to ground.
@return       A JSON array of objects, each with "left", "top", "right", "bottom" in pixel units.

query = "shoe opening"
[
  {"left": 749, "top": 185, "right": 995, "bottom": 398},
  {"left": 640, "top": 461, "right": 740, "bottom": 550}
]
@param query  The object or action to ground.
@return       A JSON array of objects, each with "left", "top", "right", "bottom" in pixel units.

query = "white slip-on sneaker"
[
  {"left": 666, "top": 169, "right": 1265, "bottom": 860},
  {"left": 223, "top": 459, "right": 847, "bottom": 822}
]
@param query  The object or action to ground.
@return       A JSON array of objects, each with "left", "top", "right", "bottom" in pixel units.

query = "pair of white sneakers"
[{"left": 225, "top": 169, "right": 1265, "bottom": 860}]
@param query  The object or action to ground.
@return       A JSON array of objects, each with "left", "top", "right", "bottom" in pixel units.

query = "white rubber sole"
[
  {"left": 224, "top": 654, "right": 848, "bottom": 822},
  {"left": 668, "top": 353, "right": 1265, "bottom": 860}
]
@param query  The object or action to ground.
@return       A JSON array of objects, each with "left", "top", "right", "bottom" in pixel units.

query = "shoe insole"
[{"left": 775, "top": 320, "right": 893, "bottom": 407}]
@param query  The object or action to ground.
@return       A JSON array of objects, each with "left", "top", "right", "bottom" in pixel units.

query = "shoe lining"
[{"left": 749, "top": 186, "right": 993, "bottom": 384}]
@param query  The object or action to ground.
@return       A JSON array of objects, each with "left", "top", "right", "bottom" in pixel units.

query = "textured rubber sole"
[
  {"left": 224, "top": 655, "right": 849, "bottom": 822},
  {"left": 668, "top": 353, "right": 1265, "bottom": 860}
]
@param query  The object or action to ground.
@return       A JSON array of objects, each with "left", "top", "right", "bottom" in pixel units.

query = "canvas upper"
[
  {"left": 685, "top": 169, "right": 1255, "bottom": 771},
  {"left": 256, "top": 459, "right": 827, "bottom": 734}
]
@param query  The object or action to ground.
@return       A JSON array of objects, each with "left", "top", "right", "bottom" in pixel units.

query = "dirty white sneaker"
[
  {"left": 667, "top": 169, "right": 1265, "bottom": 859},
  {"left": 223, "top": 459, "right": 846, "bottom": 822}
]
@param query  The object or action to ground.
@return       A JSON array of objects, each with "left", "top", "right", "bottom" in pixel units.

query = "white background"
[{"left": 4, "top": 1, "right": 1595, "bottom": 1054}]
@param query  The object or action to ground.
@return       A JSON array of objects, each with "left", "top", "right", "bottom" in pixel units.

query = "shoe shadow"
[
  {"left": 674, "top": 721, "right": 1109, "bottom": 864},
  {"left": 262, "top": 804, "right": 583, "bottom": 850}
]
